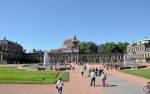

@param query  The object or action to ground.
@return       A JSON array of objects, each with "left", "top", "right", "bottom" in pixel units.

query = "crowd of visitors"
[
  {"left": 80, "top": 64, "right": 107, "bottom": 87},
  {"left": 56, "top": 64, "right": 108, "bottom": 94}
]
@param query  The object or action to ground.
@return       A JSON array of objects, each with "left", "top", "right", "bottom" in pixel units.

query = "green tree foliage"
[
  {"left": 98, "top": 42, "right": 129, "bottom": 53},
  {"left": 117, "top": 42, "right": 129, "bottom": 53},
  {"left": 80, "top": 41, "right": 129, "bottom": 54},
  {"left": 79, "top": 42, "right": 98, "bottom": 53}
]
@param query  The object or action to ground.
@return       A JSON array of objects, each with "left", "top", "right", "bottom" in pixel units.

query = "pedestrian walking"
[
  {"left": 56, "top": 78, "right": 64, "bottom": 94},
  {"left": 81, "top": 66, "right": 84, "bottom": 76},
  {"left": 101, "top": 72, "right": 106, "bottom": 87},
  {"left": 90, "top": 70, "right": 96, "bottom": 87}
]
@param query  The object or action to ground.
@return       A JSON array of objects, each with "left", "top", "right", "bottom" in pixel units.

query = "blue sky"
[{"left": 0, "top": 0, "right": 150, "bottom": 51}]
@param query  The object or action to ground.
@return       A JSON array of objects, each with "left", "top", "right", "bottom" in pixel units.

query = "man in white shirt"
[
  {"left": 56, "top": 78, "right": 64, "bottom": 94},
  {"left": 90, "top": 70, "right": 96, "bottom": 86}
]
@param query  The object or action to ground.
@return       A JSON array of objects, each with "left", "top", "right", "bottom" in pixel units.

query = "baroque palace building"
[
  {"left": 127, "top": 39, "right": 150, "bottom": 63},
  {"left": 0, "top": 37, "right": 44, "bottom": 64},
  {"left": 48, "top": 36, "right": 124, "bottom": 64},
  {"left": 0, "top": 37, "right": 24, "bottom": 64},
  {"left": 1, "top": 36, "right": 149, "bottom": 64}
]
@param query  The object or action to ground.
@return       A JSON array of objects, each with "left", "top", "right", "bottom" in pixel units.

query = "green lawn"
[
  {"left": 121, "top": 69, "right": 150, "bottom": 79},
  {"left": 0, "top": 66, "right": 69, "bottom": 84}
]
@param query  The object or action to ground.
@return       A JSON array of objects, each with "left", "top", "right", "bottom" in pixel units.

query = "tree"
[
  {"left": 111, "top": 46, "right": 123, "bottom": 53},
  {"left": 80, "top": 41, "right": 129, "bottom": 54},
  {"left": 98, "top": 42, "right": 129, "bottom": 54},
  {"left": 79, "top": 42, "right": 98, "bottom": 53},
  {"left": 104, "top": 42, "right": 117, "bottom": 53},
  {"left": 117, "top": 42, "right": 129, "bottom": 53}
]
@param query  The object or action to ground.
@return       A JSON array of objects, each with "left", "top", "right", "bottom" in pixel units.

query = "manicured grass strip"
[
  {"left": 43, "top": 71, "right": 69, "bottom": 84},
  {"left": 0, "top": 66, "right": 69, "bottom": 84},
  {"left": 56, "top": 71, "right": 69, "bottom": 81},
  {"left": 121, "top": 69, "right": 150, "bottom": 79}
]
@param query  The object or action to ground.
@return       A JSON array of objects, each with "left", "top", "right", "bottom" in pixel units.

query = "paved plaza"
[
  {"left": 98, "top": 74, "right": 145, "bottom": 94},
  {"left": 0, "top": 65, "right": 148, "bottom": 94}
]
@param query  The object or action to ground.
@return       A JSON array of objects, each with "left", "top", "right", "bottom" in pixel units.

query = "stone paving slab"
[{"left": 96, "top": 74, "right": 145, "bottom": 94}]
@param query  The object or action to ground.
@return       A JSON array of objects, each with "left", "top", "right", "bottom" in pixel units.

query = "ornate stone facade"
[
  {"left": 127, "top": 39, "right": 150, "bottom": 63},
  {"left": 0, "top": 36, "right": 126, "bottom": 64},
  {"left": 48, "top": 52, "right": 124, "bottom": 64},
  {"left": 0, "top": 38, "right": 24, "bottom": 64},
  {"left": 30, "top": 49, "right": 44, "bottom": 63},
  {"left": 0, "top": 38, "right": 44, "bottom": 64},
  {"left": 48, "top": 36, "right": 124, "bottom": 64}
]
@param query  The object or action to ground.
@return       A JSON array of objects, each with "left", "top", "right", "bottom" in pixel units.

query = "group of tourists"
[
  {"left": 81, "top": 64, "right": 107, "bottom": 87},
  {"left": 81, "top": 65, "right": 104, "bottom": 77},
  {"left": 55, "top": 64, "right": 107, "bottom": 94},
  {"left": 90, "top": 68, "right": 106, "bottom": 87}
]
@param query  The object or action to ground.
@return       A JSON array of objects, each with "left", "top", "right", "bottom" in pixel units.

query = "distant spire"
[
  {"left": 3, "top": 36, "right": 6, "bottom": 40},
  {"left": 74, "top": 35, "right": 77, "bottom": 40}
]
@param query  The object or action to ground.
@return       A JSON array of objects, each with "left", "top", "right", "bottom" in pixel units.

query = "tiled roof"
[
  {"left": 63, "top": 39, "right": 74, "bottom": 46},
  {"left": 49, "top": 48, "right": 66, "bottom": 53}
]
